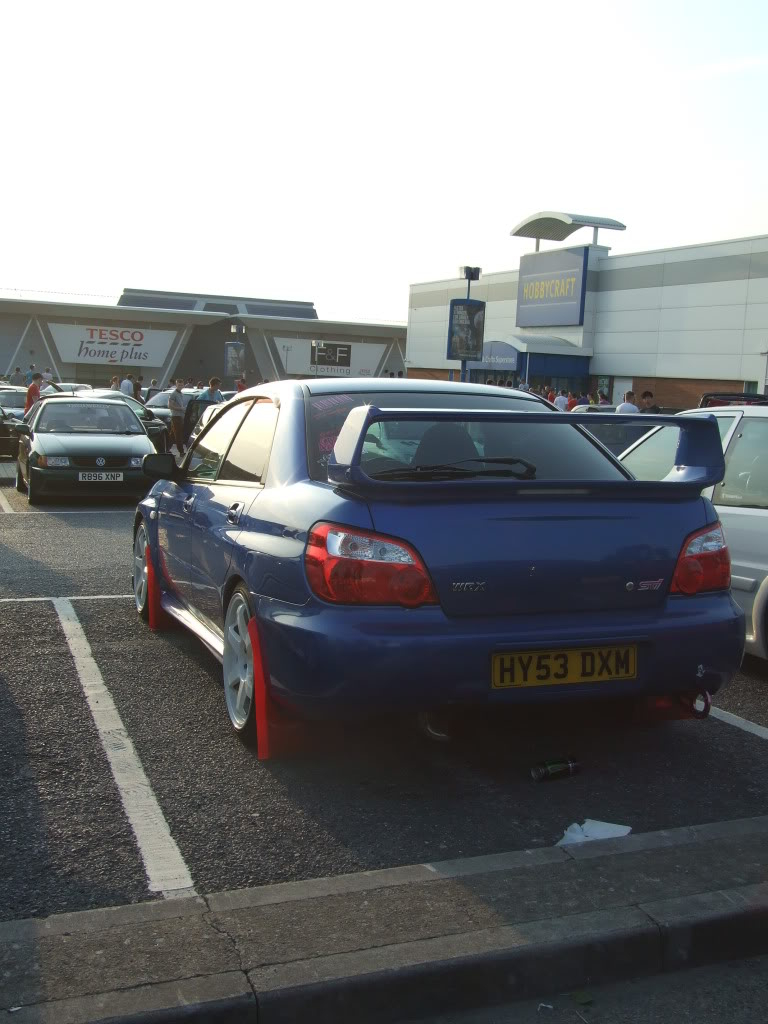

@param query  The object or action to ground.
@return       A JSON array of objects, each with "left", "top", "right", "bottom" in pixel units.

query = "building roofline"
[{"left": 119, "top": 287, "right": 317, "bottom": 307}]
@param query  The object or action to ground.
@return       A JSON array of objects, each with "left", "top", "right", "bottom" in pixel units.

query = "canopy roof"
[{"left": 510, "top": 212, "right": 626, "bottom": 243}]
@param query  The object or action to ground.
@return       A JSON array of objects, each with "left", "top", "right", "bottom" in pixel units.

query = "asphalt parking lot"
[{"left": 2, "top": 472, "right": 768, "bottom": 926}]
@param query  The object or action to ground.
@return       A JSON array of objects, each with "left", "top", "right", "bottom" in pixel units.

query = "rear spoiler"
[{"left": 327, "top": 407, "right": 725, "bottom": 494}]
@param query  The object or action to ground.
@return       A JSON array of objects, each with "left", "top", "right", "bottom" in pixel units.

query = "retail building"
[
  {"left": 406, "top": 213, "right": 768, "bottom": 406},
  {"left": 0, "top": 288, "right": 406, "bottom": 388}
]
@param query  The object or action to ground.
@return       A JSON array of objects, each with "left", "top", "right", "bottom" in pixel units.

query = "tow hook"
[{"left": 691, "top": 691, "right": 712, "bottom": 719}]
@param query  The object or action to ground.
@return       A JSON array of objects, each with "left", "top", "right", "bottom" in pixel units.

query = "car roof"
[
  {"left": 236, "top": 377, "right": 546, "bottom": 402},
  {"left": 36, "top": 396, "right": 130, "bottom": 406},
  {"left": 0, "top": 385, "right": 27, "bottom": 392},
  {"left": 680, "top": 405, "right": 768, "bottom": 417}
]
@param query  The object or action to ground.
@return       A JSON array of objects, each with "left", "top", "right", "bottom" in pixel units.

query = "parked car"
[
  {"left": 131, "top": 379, "right": 742, "bottom": 752},
  {"left": 698, "top": 392, "right": 768, "bottom": 408},
  {"left": 620, "top": 405, "right": 768, "bottom": 660},
  {"left": 41, "top": 382, "right": 93, "bottom": 394},
  {"left": 15, "top": 397, "right": 155, "bottom": 504},
  {"left": 145, "top": 389, "right": 204, "bottom": 438},
  {"left": 0, "top": 387, "right": 27, "bottom": 457},
  {"left": 86, "top": 389, "right": 169, "bottom": 452}
]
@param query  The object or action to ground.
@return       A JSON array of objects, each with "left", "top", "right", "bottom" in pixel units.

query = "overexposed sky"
[{"left": 2, "top": 0, "right": 766, "bottom": 323}]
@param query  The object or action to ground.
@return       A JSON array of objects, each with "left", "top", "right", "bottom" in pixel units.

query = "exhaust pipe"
[{"left": 690, "top": 691, "right": 712, "bottom": 719}]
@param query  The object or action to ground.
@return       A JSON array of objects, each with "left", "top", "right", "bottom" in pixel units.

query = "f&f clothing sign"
[{"left": 515, "top": 247, "right": 589, "bottom": 328}]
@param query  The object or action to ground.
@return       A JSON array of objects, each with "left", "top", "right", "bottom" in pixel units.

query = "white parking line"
[
  {"left": 0, "top": 490, "right": 13, "bottom": 513},
  {"left": 0, "top": 595, "right": 133, "bottom": 603},
  {"left": 53, "top": 598, "right": 196, "bottom": 897},
  {"left": 7, "top": 509, "right": 135, "bottom": 515},
  {"left": 711, "top": 705, "right": 768, "bottom": 741}
]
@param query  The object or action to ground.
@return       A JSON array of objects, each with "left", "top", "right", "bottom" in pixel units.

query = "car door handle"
[
  {"left": 227, "top": 502, "right": 244, "bottom": 525},
  {"left": 183, "top": 495, "right": 196, "bottom": 513}
]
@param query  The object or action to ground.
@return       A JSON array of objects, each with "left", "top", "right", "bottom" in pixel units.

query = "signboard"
[
  {"left": 446, "top": 299, "right": 486, "bottom": 361},
  {"left": 515, "top": 247, "right": 589, "bottom": 327},
  {"left": 224, "top": 340, "right": 245, "bottom": 377},
  {"left": 275, "top": 338, "right": 386, "bottom": 377},
  {"left": 311, "top": 341, "right": 351, "bottom": 368},
  {"left": 49, "top": 323, "right": 177, "bottom": 367}
]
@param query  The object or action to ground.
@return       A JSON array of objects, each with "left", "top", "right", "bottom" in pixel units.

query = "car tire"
[
  {"left": 223, "top": 585, "right": 259, "bottom": 747},
  {"left": 15, "top": 462, "right": 25, "bottom": 493},
  {"left": 26, "top": 470, "right": 40, "bottom": 505},
  {"left": 132, "top": 521, "right": 150, "bottom": 621}
]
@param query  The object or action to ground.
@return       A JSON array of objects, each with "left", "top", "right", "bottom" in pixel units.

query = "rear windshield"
[
  {"left": 306, "top": 391, "right": 625, "bottom": 482},
  {"left": 146, "top": 392, "right": 170, "bottom": 408},
  {"left": 35, "top": 402, "right": 144, "bottom": 434},
  {"left": 0, "top": 390, "right": 26, "bottom": 409}
]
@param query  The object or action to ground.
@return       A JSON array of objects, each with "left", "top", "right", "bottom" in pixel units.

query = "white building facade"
[{"left": 407, "top": 227, "right": 768, "bottom": 408}]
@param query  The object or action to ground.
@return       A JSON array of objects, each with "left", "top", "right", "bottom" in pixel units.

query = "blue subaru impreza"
[{"left": 132, "top": 379, "right": 744, "bottom": 755}]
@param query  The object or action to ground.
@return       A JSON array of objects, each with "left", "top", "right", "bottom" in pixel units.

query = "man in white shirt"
[
  {"left": 553, "top": 389, "right": 569, "bottom": 411},
  {"left": 120, "top": 374, "right": 134, "bottom": 396},
  {"left": 42, "top": 367, "right": 53, "bottom": 383},
  {"left": 615, "top": 390, "right": 639, "bottom": 413}
]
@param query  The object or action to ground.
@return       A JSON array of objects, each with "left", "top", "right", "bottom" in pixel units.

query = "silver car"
[{"left": 620, "top": 405, "right": 768, "bottom": 659}]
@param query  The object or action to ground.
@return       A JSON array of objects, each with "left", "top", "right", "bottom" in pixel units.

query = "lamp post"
[
  {"left": 459, "top": 266, "right": 481, "bottom": 383},
  {"left": 281, "top": 343, "right": 293, "bottom": 378}
]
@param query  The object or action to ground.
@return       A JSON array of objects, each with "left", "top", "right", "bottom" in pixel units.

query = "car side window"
[
  {"left": 620, "top": 426, "right": 681, "bottom": 480},
  {"left": 220, "top": 400, "right": 278, "bottom": 483},
  {"left": 621, "top": 415, "right": 736, "bottom": 481},
  {"left": 714, "top": 418, "right": 768, "bottom": 509},
  {"left": 186, "top": 402, "right": 252, "bottom": 481}
]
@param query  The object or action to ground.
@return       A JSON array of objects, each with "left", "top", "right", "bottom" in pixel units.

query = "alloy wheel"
[
  {"left": 133, "top": 523, "right": 149, "bottom": 617},
  {"left": 223, "top": 591, "right": 255, "bottom": 730}
]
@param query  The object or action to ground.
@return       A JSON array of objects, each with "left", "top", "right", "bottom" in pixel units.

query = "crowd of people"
[{"left": 484, "top": 379, "right": 660, "bottom": 413}]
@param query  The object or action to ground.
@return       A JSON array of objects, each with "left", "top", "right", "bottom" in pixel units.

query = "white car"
[
  {"left": 620, "top": 405, "right": 768, "bottom": 659},
  {"left": 42, "top": 382, "right": 93, "bottom": 394}
]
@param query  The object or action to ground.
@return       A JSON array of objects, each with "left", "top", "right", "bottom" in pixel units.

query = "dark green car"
[{"left": 15, "top": 397, "right": 155, "bottom": 504}]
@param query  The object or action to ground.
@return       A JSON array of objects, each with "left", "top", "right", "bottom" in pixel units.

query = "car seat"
[{"left": 411, "top": 422, "right": 478, "bottom": 466}]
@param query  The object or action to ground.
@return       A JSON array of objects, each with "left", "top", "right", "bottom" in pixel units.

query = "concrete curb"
[
  {"left": 4, "top": 818, "right": 768, "bottom": 1024},
  {"left": 18, "top": 883, "right": 764, "bottom": 1024}
]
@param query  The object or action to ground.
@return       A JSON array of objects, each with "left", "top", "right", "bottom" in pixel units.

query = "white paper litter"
[{"left": 556, "top": 819, "right": 632, "bottom": 846}]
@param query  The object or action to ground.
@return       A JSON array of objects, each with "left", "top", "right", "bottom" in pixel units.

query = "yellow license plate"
[{"left": 492, "top": 646, "right": 637, "bottom": 689}]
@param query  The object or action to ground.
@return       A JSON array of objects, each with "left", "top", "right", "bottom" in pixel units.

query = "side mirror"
[
  {"left": 143, "top": 452, "right": 178, "bottom": 480},
  {"left": 14, "top": 422, "right": 30, "bottom": 435}
]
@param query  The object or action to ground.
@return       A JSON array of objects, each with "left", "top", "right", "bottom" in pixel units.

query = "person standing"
[
  {"left": 235, "top": 372, "right": 248, "bottom": 393},
  {"left": 25, "top": 364, "right": 36, "bottom": 385},
  {"left": 547, "top": 387, "right": 556, "bottom": 404},
  {"left": 9, "top": 366, "right": 24, "bottom": 386},
  {"left": 598, "top": 391, "right": 610, "bottom": 405},
  {"left": 146, "top": 378, "right": 160, "bottom": 400},
  {"left": 120, "top": 373, "right": 134, "bottom": 396},
  {"left": 110, "top": 375, "right": 120, "bottom": 391},
  {"left": 639, "top": 390, "right": 661, "bottom": 413},
  {"left": 24, "top": 371, "right": 43, "bottom": 413},
  {"left": 168, "top": 379, "right": 186, "bottom": 456},
  {"left": 42, "top": 367, "right": 53, "bottom": 383},
  {"left": 553, "top": 389, "right": 569, "bottom": 411},
  {"left": 616, "top": 391, "right": 639, "bottom": 413},
  {"left": 197, "top": 376, "right": 224, "bottom": 403},
  {"left": 134, "top": 376, "right": 144, "bottom": 401}
]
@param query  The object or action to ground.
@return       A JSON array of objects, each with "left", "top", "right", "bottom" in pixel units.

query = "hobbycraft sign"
[
  {"left": 515, "top": 247, "right": 589, "bottom": 327},
  {"left": 49, "top": 324, "right": 177, "bottom": 367}
]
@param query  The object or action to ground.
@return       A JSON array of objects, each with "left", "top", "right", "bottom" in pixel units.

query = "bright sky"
[{"left": 2, "top": 0, "right": 766, "bottom": 323}]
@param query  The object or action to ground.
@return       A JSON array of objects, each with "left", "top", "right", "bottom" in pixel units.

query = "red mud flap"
[
  {"left": 247, "top": 617, "right": 319, "bottom": 761},
  {"left": 146, "top": 550, "right": 174, "bottom": 631}
]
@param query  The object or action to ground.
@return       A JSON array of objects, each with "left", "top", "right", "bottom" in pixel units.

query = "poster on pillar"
[
  {"left": 48, "top": 323, "right": 177, "bottom": 367},
  {"left": 274, "top": 338, "right": 387, "bottom": 377}
]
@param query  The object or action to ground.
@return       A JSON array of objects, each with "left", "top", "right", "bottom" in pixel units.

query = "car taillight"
[
  {"left": 670, "top": 523, "right": 731, "bottom": 596},
  {"left": 305, "top": 522, "right": 438, "bottom": 607}
]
